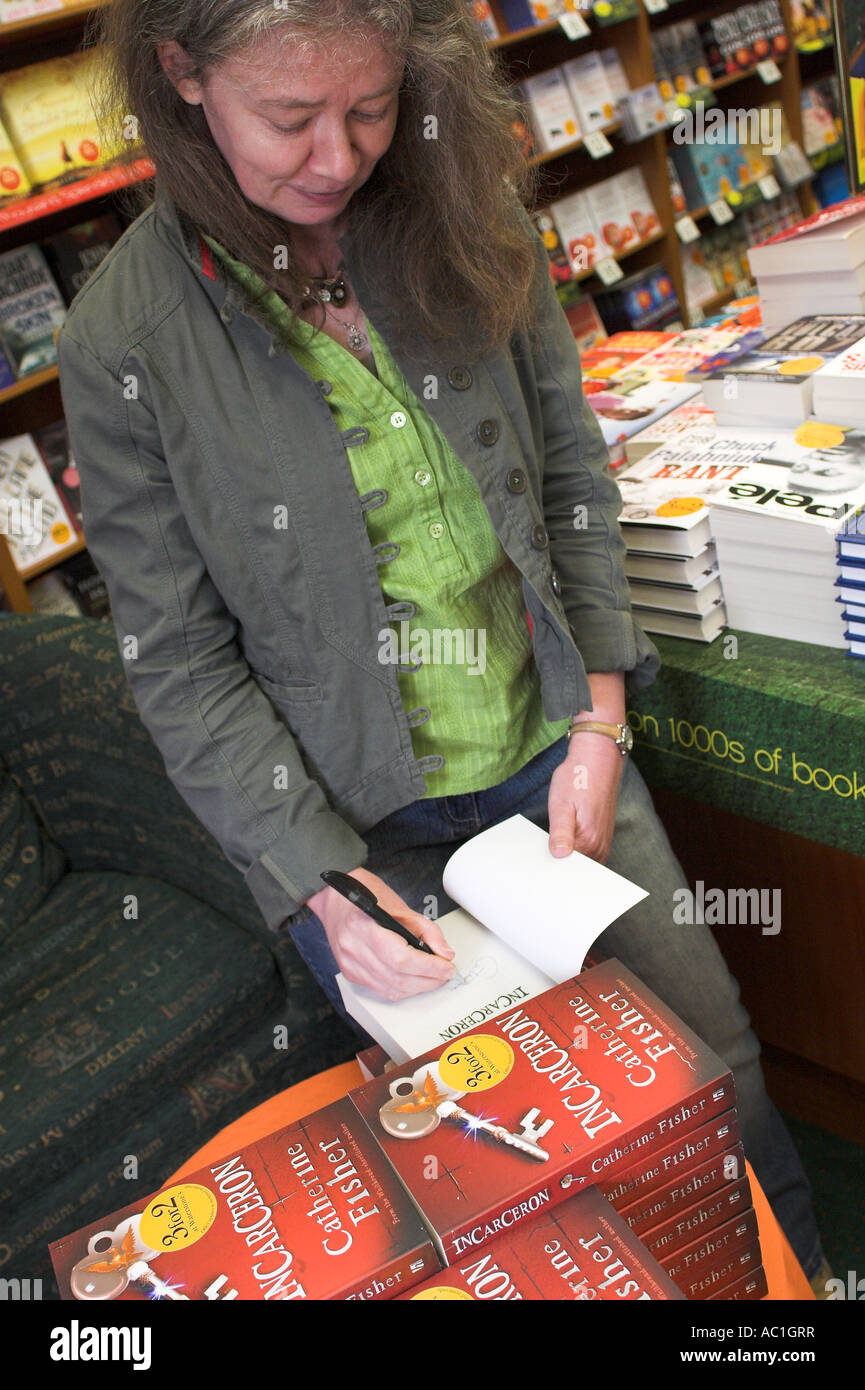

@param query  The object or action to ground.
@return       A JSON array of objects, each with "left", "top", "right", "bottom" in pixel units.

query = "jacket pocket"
[{"left": 251, "top": 670, "right": 323, "bottom": 705}]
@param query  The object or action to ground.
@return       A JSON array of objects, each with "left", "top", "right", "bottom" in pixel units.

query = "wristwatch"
[{"left": 566, "top": 719, "right": 633, "bottom": 757}]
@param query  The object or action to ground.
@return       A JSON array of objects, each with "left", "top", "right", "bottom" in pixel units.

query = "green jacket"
[{"left": 56, "top": 191, "right": 659, "bottom": 932}]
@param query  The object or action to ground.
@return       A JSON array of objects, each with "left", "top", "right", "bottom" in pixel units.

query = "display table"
[
  {"left": 628, "top": 631, "right": 865, "bottom": 860},
  {"left": 168, "top": 1060, "right": 814, "bottom": 1301},
  {"left": 628, "top": 630, "right": 865, "bottom": 1139}
]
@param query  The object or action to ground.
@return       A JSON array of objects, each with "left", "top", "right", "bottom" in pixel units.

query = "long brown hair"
[{"left": 90, "top": 0, "right": 543, "bottom": 361}]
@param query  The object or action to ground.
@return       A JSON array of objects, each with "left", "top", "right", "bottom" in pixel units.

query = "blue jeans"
[{"left": 289, "top": 736, "right": 824, "bottom": 1279}]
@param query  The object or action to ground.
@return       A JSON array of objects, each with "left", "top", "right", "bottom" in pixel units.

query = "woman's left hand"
[{"left": 547, "top": 730, "right": 624, "bottom": 864}]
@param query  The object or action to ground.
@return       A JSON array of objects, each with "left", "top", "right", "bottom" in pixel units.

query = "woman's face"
[{"left": 160, "top": 30, "right": 404, "bottom": 226}]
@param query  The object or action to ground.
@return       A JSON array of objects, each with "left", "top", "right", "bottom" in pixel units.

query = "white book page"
[
  {"left": 442, "top": 814, "right": 648, "bottom": 980},
  {"left": 336, "top": 907, "right": 552, "bottom": 1065}
]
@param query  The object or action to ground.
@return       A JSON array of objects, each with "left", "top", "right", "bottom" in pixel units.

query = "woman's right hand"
[{"left": 305, "top": 867, "right": 456, "bottom": 1000}]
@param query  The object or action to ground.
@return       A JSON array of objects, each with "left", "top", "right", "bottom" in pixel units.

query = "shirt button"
[
  {"left": 414, "top": 469, "right": 431, "bottom": 486},
  {"left": 447, "top": 365, "right": 472, "bottom": 391},
  {"left": 531, "top": 524, "right": 549, "bottom": 549},
  {"left": 429, "top": 522, "right": 445, "bottom": 539},
  {"left": 390, "top": 411, "right": 407, "bottom": 429},
  {"left": 507, "top": 468, "right": 527, "bottom": 493},
  {"left": 478, "top": 418, "right": 499, "bottom": 446}
]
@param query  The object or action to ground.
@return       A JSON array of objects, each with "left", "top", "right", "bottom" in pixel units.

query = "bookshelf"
[{"left": 0, "top": 0, "right": 840, "bottom": 611}]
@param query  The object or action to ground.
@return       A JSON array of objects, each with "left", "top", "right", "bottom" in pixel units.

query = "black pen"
[{"left": 320, "top": 869, "right": 436, "bottom": 955}]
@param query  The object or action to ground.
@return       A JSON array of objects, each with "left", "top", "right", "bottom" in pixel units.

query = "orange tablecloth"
[{"left": 169, "top": 1060, "right": 814, "bottom": 1300}]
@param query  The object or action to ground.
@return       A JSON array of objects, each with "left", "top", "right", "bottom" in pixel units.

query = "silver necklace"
[{"left": 301, "top": 264, "right": 368, "bottom": 352}]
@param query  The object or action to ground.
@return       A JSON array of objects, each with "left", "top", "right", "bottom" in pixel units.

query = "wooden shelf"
[
  {"left": 0, "top": 0, "right": 105, "bottom": 40},
  {"left": 0, "top": 157, "right": 155, "bottom": 232},
  {"left": 0, "top": 364, "right": 59, "bottom": 405},
  {"left": 527, "top": 120, "right": 622, "bottom": 166}
]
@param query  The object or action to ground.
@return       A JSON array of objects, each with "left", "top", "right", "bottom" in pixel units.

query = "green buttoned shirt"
[{"left": 202, "top": 232, "right": 569, "bottom": 795}]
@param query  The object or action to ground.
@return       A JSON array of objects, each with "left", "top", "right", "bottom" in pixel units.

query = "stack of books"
[
  {"left": 50, "top": 955, "right": 764, "bottom": 1301},
  {"left": 812, "top": 331, "right": 865, "bottom": 427},
  {"left": 836, "top": 513, "right": 865, "bottom": 658},
  {"left": 747, "top": 197, "right": 865, "bottom": 335},
  {"left": 615, "top": 439, "right": 727, "bottom": 642},
  {"left": 697, "top": 315, "right": 865, "bottom": 427}
]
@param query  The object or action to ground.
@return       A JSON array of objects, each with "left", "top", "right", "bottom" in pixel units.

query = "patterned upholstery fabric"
[{"left": 0, "top": 615, "right": 356, "bottom": 1297}]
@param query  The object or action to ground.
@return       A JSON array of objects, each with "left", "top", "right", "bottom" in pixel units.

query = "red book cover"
[
  {"left": 619, "top": 1141, "right": 745, "bottom": 1236},
  {"left": 600, "top": 1109, "right": 740, "bottom": 1209},
  {"left": 659, "top": 1199, "right": 758, "bottom": 1283},
  {"left": 349, "top": 958, "right": 734, "bottom": 1266},
  {"left": 683, "top": 1236, "right": 762, "bottom": 1300},
  {"left": 708, "top": 1265, "right": 768, "bottom": 1301},
  {"left": 395, "top": 1186, "right": 683, "bottom": 1300},
  {"left": 49, "top": 1098, "right": 439, "bottom": 1302},
  {"left": 642, "top": 1171, "right": 752, "bottom": 1261}
]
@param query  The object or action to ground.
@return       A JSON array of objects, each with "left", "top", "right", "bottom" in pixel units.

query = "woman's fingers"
[{"left": 334, "top": 916, "right": 455, "bottom": 997}]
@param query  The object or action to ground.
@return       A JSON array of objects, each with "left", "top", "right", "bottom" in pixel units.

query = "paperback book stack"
[
  {"left": 351, "top": 957, "right": 764, "bottom": 1300},
  {"left": 710, "top": 427, "right": 865, "bottom": 645},
  {"left": 697, "top": 315, "right": 865, "bottom": 426},
  {"left": 747, "top": 197, "right": 865, "bottom": 334},
  {"left": 615, "top": 440, "right": 727, "bottom": 642},
  {"left": 836, "top": 511, "right": 865, "bottom": 658},
  {"left": 49, "top": 956, "right": 765, "bottom": 1301}
]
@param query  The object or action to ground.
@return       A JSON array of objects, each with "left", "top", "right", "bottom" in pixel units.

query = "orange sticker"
[
  {"left": 793, "top": 421, "right": 848, "bottom": 449},
  {"left": 777, "top": 356, "right": 825, "bottom": 375},
  {"left": 656, "top": 497, "right": 706, "bottom": 517}
]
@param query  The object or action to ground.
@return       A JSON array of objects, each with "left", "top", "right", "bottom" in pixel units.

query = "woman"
[{"left": 58, "top": 0, "right": 825, "bottom": 1285}]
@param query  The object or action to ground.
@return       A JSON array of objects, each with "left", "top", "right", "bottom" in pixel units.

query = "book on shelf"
[
  {"left": 0, "top": 432, "right": 75, "bottom": 573},
  {"left": 620, "top": 84, "right": 668, "bottom": 143},
  {"left": 790, "top": 0, "right": 833, "bottom": 50},
  {"left": 33, "top": 417, "right": 81, "bottom": 532},
  {"left": 465, "top": 0, "right": 500, "bottom": 41},
  {"left": 592, "top": 264, "right": 681, "bottom": 334},
  {"left": 558, "top": 287, "right": 607, "bottom": 353},
  {"left": 699, "top": 315, "right": 865, "bottom": 426},
  {"left": 50, "top": 1097, "right": 441, "bottom": 1302},
  {"left": 58, "top": 549, "right": 111, "bottom": 621},
  {"left": 0, "top": 113, "right": 31, "bottom": 200},
  {"left": 0, "top": 242, "right": 66, "bottom": 378},
  {"left": 517, "top": 68, "right": 581, "bottom": 155},
  {"left": 550, "top": 189, "right": 602, "bottom": 275},
  {"left": 532, "top": 206, "right": 575, "bottom": 287},
  {"left": 337, "top": 813, "right": 648, "bottom": 1064},
  {"left": 0, "top": 50, "right": 119, "bottom": 191},
  {"left": 600, "top": 48, "right": 630, "bottom": 121},
  {"left": 561, "top": 52, "right": 616, "bottom": 134},
  {"left": 42, "top": 213, "right": 124, "bottom": 304},
  {"left": 396, "top": 1184, "right": 684, "bottom": 1300},
  {"left": 350, "top": 957, "right": 736, "bottom": 1267}
]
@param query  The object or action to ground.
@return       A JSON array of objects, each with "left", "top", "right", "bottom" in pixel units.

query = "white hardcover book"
[
  {"left": 520, "top": 67, "right": 581, "bottom": 154},
  {"left": 336, "top": 814, "right": 648, "bottom": 1064},
  {"left": 562, "top": 51, "right": 616, "bottom": 133}
]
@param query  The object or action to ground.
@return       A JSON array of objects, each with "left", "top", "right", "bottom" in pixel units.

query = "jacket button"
[
  {"left": 551, "top": 569, "right": 562, "bottom": 597},
  {"left": 531, "top": 524, "right": 549, "bottom": 549},
  {"left": 447, "top": 365, "right": 472, "bottom": 390},
  {"left": 507, "top": 468, "right": 527, "bottom": 493},
  {"left": 478, "top": 418, "right": 499, "bottom": 446}
]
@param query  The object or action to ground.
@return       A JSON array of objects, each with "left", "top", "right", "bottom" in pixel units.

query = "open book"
[{"left": 337, "top": 814, "right": 648, "bottom": 1063}]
